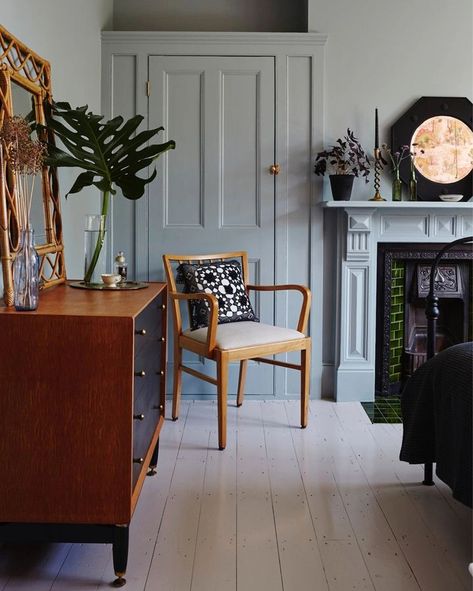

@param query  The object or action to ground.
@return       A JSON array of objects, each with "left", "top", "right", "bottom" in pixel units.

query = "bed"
[
  {"left": 400, "top": 341, "right": 472, "bottom": 507},
  {"left": 399, "top": 236, "right": 473, "bottom": 508}
]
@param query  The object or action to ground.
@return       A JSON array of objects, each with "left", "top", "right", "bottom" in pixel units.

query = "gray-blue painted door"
[{"left": 148, "top": 55, "right": 276, "bottom": 396}]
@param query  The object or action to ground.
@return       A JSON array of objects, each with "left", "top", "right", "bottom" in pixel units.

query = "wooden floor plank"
[
  {"left": 236, "top": 401, "right": 283, "bottom": 591},
  {"left": 362, "top": 414, "right": 472, "bottom": 590},
  {"left": 190, "top": 407, "right": 237, "bottom": 591},
  {"left": 144, "top": 402, "right": 212, "bottom": 591},
  {"left": 285, "top": 401, "right": 376, "bottom": 591},
  {"left": 262, "top": 401, "right": 329, "bottom": 591},
  {"left": 335, "top": 402, "right": 468, "bottom": 591}
]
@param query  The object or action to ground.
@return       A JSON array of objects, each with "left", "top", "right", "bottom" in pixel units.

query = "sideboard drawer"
[
  {"left": 135, "top": 293, "right": 165, "bottom": 343},
  {"left": 132, "top": 292, "right": 166, "bottom": 486}
]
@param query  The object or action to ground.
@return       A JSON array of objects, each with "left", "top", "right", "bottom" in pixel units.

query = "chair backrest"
[{"left": 162, "top": 251, "right": 249, "bottom": 334}]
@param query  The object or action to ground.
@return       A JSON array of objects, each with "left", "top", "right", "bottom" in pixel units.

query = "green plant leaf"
[{"left": 43, "top": 102, "right": 175, "bottom": 199}]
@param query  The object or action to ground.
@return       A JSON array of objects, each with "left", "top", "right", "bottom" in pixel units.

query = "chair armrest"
[
  {"left": 246, "top": 284, "right": 311, "bottom": 333},
  {"left": 169, "top": 291, "right": 219, "bottom": 353}
]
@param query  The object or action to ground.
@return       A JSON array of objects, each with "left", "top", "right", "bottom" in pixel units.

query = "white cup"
[{"left": 101, "top": 273, "right": 122, "bottom": 287}]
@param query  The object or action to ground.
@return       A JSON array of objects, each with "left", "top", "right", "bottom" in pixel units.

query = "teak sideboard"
[{"left": 0, "top": 283, "right": 167, "bottom": 587}]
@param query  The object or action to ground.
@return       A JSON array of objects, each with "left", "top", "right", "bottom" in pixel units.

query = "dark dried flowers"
[
  {"left": 0, "top": 116, "right": 47, "bottom": 229},
  {"left": 0, "top": 115, "right": 46, "bottom": 174}
]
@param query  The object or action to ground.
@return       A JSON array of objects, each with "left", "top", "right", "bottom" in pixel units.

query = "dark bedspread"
[{"left": 400, "top": 342, "right": 473, "bottom": 507}]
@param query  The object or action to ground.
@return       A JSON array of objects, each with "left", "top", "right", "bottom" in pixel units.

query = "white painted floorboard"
[{"left": 0, "top": 400, "right": 471, "bottom": 591}]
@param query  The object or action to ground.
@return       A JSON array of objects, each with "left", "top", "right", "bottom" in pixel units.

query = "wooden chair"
[{"left": 163, "top": 251, "right": 311, "bottom": 450}]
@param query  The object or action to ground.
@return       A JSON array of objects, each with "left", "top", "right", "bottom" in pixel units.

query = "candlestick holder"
[{"left": 370, "top": 148, "right": 386, "bottom": 201}]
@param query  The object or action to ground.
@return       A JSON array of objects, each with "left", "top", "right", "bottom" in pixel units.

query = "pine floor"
[{"left": 0, "top": 400, "right": 471, "bottom": 591}]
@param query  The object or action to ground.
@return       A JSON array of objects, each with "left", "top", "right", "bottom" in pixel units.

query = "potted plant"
[
  {"left": 43, "top": 102, "right": 175, "bottom": 283},
  {"left": 314, "top": 129, "right": 371, "bottom": 201}
]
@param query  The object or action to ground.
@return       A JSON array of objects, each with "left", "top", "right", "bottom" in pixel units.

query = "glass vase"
[
  {"left": 13, "top": 228, "right": 40, "bottom": 311},
  {"left": 84, "top": 214, "right": 107, "bottom": 284},
  {"left": 409, "top": 177, "right": 417, "bottom": 201},
  {"left": 392, "top": 171, "right": 402, "bottom": 201}
]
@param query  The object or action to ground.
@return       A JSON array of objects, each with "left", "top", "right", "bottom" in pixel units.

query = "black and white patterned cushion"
[{"left": 177, "top": 260, "right": 259, "bottom": 330}]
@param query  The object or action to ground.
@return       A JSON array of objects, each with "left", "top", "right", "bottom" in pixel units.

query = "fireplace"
[{"left": 376, "top": 243, "right": 472, "bottom": 397}]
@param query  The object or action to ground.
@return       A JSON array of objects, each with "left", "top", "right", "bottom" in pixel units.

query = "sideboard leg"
[
  {"left": 147, "top": 439, "right": 160, "bottom": 476},
  {"left": 112, "top": 524, "right": 129, "bottom": 587}
]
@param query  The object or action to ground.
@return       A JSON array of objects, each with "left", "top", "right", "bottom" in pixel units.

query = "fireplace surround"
[{"left": 323, "top": 201, "right": 473, "bottom": 401}]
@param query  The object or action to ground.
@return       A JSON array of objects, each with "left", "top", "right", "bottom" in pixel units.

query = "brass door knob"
[
  {"left": 133, "top": 457, "right": 144, "bottom": 465},
  {"left": 134, "top": 370, "right": 146, "bottom": 377},
  {"left": 269, "top": 163, "right": 280, "bottom": 175},
  {"left": 153, "top": 404, "right": 164, "bottom": 411},
  {"left": 133, "top": 413, "right": 145, "bottom": 421},
  {"left": 135, "top": 328, "right": 147, "bottom": 336},
  {"left": 156, "top": 370, "right": 164, "bottom": 376}
]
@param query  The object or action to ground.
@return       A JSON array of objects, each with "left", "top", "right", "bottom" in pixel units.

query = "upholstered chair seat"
[{"left": 183, "top": 321, "right": 305, "bottom": 350}]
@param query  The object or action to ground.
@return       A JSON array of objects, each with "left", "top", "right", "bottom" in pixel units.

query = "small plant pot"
[{"left": 329, "top": 174, "right": 354, "bottom": 201}]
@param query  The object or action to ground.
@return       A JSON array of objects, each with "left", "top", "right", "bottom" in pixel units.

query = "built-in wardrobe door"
[{"left": 148, "top": 55, "right": 275, "bottom": 395}]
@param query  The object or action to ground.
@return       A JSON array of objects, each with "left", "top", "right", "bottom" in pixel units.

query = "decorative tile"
[{"left": 361, "top": 397, "right": 402, "bottom": 424}]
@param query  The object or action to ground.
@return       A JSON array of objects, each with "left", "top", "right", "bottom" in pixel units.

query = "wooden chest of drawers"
[{"left": 0, "top": 283, "right": 167, "bottom": 586}]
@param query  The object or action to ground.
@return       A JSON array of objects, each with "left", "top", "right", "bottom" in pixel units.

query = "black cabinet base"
[{"left": 0, "top": 522, "right": 129, "bottom": 586}]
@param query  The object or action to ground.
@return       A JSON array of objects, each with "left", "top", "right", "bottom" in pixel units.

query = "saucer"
[{"left": 439, "top": 194, "right": 463, "bottom": 202}]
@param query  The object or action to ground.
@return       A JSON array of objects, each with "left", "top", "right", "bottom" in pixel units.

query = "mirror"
[
  {"left": 0, "top": 25, "right": 65, "bottom": 306},
  {"left": 391, "top": 97, "right": 473, "bottom": 201}
]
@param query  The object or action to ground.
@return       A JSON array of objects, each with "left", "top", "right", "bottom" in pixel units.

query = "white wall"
[
  {"left": 309, "top": 0, "right": 473, "bottom": 201},
  {"left": 2, "top": 0, "right": 114, "bottom": 280},
  {"left": 113, "top": 0, "right": 307, "bottom": 32}
]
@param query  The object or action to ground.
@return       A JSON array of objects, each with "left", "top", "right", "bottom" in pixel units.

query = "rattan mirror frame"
[{"left": 0, "top": 25, "right": 65, "bottom": 306}]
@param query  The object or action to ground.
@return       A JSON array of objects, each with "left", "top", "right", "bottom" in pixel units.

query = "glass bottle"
[
  {"left": 392, "top": 169, "right": 402, "bottom": 201},
  {"left": 114, "top": 251, "right": 128, "bottom": 283},
  {"left": 13, "top": 228, "right": 40, "bottom": 311},
  {"left": 409, "top": 177, "right": 417, "bottom": 201}
]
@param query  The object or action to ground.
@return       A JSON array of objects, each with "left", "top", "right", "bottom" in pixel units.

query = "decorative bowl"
[
  {"left": 439, "top": 194, "right": 463, "bottom": 202},
  {"left": 101, "top": 273, "right": 122, "bottom": 287}
]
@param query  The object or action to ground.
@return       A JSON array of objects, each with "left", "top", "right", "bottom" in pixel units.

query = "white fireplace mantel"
[{"left": 322, "top": 200, "right": 473, "bottom": 402}]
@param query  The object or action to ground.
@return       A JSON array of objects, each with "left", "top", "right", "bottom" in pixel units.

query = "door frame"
[{"left": 102, "top": 32, "right": 327, "bottom": 398}]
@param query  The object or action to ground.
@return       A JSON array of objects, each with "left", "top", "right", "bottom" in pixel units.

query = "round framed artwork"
[{"left": 391, "top": 97, "right": 473, "bottom": 201}]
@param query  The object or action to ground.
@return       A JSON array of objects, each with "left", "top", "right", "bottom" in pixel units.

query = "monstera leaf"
[
  {"left": 44, "top": 101, "right": 175, "bottom": 199},
  {"left": 43, "top": 101, "right": 175, "bottom": 283}
]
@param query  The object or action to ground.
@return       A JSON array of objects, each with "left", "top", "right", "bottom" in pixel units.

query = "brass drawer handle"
[
  {"left": 135, "top": 328, "right": 147, "bottom": 336},
  {"left": 160, "top": 337, "right": 165, "bottom": 342},
  {"left": 135, "top": 370, "right": 146, "bottom": 377},
  {"left": 160, "top": 304, "right": 166, "bottom": 310},
  {"left": 153, "top": 404, "right": 164, "bottom": 411},
  {"left": 156, "top": 370, "right": 164, "bottom": 376},
  {"left": 133, "top": 457, "right": 144, "bottom": 465},
  {"left": 133, "top": 413, "right": 145, "bottom": 421}
]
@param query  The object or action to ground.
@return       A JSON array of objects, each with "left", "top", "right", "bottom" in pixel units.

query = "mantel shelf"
[{"left": 322, "top": 200, "right": 473, "bottom": 209}]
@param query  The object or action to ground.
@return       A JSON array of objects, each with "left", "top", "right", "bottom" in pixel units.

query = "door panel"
[{"left": 148, "top": 55, "right": 275, "bottom": 395}]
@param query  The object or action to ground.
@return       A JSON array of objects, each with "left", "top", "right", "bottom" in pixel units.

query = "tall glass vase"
[
  {"left": 13, "top": 228, "right": 40, "bottom": 311},
  {"left": 84, "top": 214, "right": 107, "bottom": 284}
]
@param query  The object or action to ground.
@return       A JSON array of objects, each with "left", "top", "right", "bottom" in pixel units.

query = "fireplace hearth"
[{"left": 376, "top": 243, "right": 472, "bottom": 397}]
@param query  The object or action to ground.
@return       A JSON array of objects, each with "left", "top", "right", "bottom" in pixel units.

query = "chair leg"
[
  {"left": 216, "top": 351, "right": 229, "bottom": 450},
  {"left": 172, "top": 345, "right": 182, "bottom": 421},
  {"left": 236, "top": 359, "right": 247, "bottom": 407},
  {"left": 300, "top": 344, "right": 311, "bottom": 428}
]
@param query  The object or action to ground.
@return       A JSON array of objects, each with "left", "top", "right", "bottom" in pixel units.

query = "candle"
[{"left": 375, "top": 108, "right": 379, "bottom": 149}]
